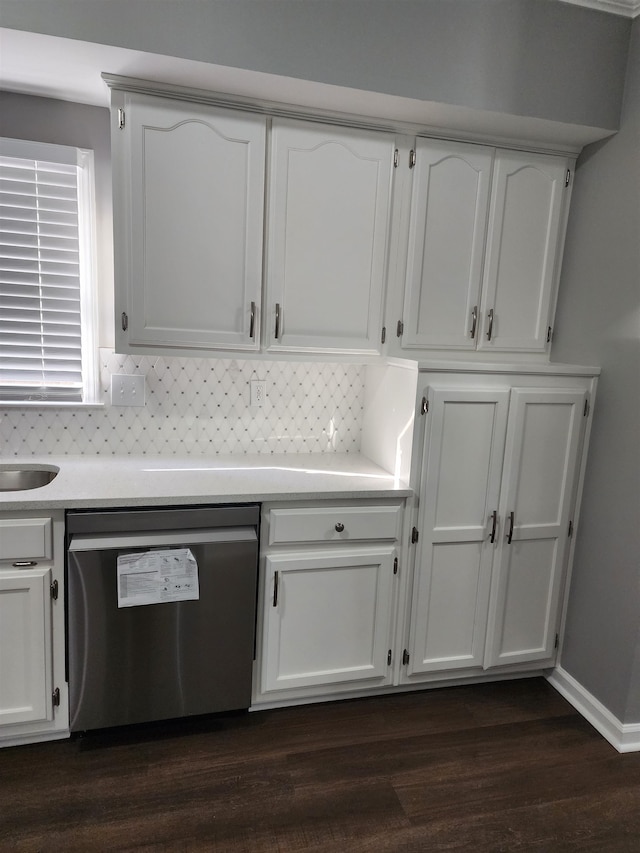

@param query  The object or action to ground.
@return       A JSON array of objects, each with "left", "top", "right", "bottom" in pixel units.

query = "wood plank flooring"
[{"left": 2, "top": 678, "right": 640, "bottom": 851}]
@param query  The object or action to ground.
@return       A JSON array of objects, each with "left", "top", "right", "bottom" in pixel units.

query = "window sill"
[{"left": 0, "top": 400, "right": 106, "bottom": 410}]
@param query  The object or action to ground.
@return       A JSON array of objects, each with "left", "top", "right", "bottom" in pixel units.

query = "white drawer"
[
  {"left": 267, "top": 505, "right": 402, "bottom": 545},
  {"left": 0, "top": 518, "right": 53, "bottom": 562}
]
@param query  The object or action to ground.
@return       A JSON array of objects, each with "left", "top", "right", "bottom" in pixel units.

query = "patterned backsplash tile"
[{"left": 1, "top": 350, "right": 365, "bottom": 457}]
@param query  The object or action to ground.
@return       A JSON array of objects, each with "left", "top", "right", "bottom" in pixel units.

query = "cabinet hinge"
[
  {"left": 409, "top": 149, "right": 416, "bottom": 169},
  {"left": 393, "top": 149, "right": 399, "bottom": 168},
  {"left": 50, "top": 579, "right": 59, "bottom": 601},
  {"left": 583, "top": 397, "right": 590, "bottom": 417},
  {"left": 411, "top": 527, "right": 419, "bottom": 544},
  {"left": 420, "top": 396, "right": 429, "bottom": 416},
  {"left": 121, "top": 311, "right": 128, "bottom": 332},
  {"left": 568, "top": 519, "right": 574, "bottom": 538},
  {"left": 547, "top": 326, "right": 553, "bottom": 343},
  {"left": 52, "top": 687, "right": 60, "bottom": 708},
  {"left": 554, "top": 633, "right": 559, "bottom": 650},
  {"left": 396, "top": 320, "right": 404, "bottom": 337},
  {"left": 381, "top": 326, "right": 386, "bottom": 345},
  {"left": 565, "top": 169, "right": 571, "bottom": 188},
  {"left": 402, "top": 649, "right": 410, "bottom": 666},
  {"left": 387, "top": 649, "right": 392, "bottom": 666},
  {"left": 118, "top": 108, "right": 125, "bottom": 130},
  {"left": 393, "top": 556, "right": 398, "bottom": 575}
]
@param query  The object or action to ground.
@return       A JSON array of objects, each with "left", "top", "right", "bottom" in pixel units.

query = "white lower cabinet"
[
  {"left": 262, "top": 549, "right": 395, "bottom": 692},
  {"left": 403, "top": 373, "right": 593, "bottom": 686},
  {"left": 0, "top": 511, "right": 68, "bottom": 747},
  {"left": 0, "top": 567, "right": 53, "bottom": 727},
  {"left": 253, "top": 501, "right": 403, "bottom": 705}
]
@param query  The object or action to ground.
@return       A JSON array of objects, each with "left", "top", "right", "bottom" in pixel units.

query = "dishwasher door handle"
[{"left": 68, "top": 527, "right": 257, "bottom": 552}]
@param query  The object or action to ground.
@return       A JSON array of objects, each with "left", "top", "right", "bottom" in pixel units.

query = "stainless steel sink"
[{"left": 0, "top": 466, "right": 59, "bottom": 491}]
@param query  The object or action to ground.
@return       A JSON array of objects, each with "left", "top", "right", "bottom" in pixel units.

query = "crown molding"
[{"left": 558, "top": 0, "right": 640, "bottom": 17}]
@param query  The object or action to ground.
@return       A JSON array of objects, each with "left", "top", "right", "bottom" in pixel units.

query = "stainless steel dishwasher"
[{"left": 66, "top": 504, "right": 259, "bottom": 732}]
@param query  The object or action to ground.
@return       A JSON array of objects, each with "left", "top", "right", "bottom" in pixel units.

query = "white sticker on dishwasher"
[{"left": 117, "top": 548, "right": 199, "bottom": 607}]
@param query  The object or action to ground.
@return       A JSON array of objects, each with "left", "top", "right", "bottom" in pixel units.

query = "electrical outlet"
[
  {"left": 111, "top": 374, "right": 146, "bottom": 407},
  {"left": 250, "top": 379, "right": 267, "bottom": 408}
]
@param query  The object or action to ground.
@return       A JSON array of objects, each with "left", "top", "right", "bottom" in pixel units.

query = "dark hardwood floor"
[{"left": 2, "top": 678, "right": 639, "bottom": 852}]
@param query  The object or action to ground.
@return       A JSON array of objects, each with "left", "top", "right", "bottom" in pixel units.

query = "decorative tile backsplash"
[{"left": 1, "top": 350, "right": 365, "bottom": 457}]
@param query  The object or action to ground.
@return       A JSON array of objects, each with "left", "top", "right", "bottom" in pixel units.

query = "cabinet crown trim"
[{"left": 102, "top": 73, "right": 583, "bottom": 156}]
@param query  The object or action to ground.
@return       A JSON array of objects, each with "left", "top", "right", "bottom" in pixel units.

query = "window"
[{"left": 0, "top": 137, "right": 98, "bottom": 404}]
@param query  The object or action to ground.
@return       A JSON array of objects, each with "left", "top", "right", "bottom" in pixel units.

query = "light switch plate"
[{"left": 110, "top": 374, "right": 146, "bottom": 407}]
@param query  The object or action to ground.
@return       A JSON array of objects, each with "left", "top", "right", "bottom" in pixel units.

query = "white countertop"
[{"left": 0, "top": 454, "right": 411, "bottom": 510}]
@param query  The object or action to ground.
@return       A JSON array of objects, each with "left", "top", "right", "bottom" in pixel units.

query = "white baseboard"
[{"left": 547, "top": 666, "right": 640, "bottom": 753}]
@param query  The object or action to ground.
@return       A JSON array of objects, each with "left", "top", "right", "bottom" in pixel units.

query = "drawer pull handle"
[
  {"left": 13, "top": 560, "right": 38, "bottom": 567},
  {"left": 335, "top": 522, "right": 345, "bottom": 533}
]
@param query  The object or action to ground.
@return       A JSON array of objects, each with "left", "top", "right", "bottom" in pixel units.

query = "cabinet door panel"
[
  {"left": 0, "top": 568, "right": 52, "bottom": 726},
  {"left": 266, "top": 120, "right": 393, "bottom": 354},
  {"left": 497, "top": 539, "right": 559, "bottom": 659},
  {"left": 409, "top": 389, "right": 509, "bottom": 674},
  {"left": 418, "top": 541, "right": 485, "bottom": 668},
  {"left": 485, "top": 389, "right": 585, "bottom": 667},
  {"left": 403, "top": 140, "right": 493, "bottom": 349},
  {"left": 261, "top": 548, "right": 394, "bottom": 692},
  {"left": 479, "top": 151, "right": 568, "bottom": 352},
  {"left": 118, "top": 94, "right": 265, "bottom": 351}
]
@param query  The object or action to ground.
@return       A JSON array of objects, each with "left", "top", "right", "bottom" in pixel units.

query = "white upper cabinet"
[
  {"left": 109, "top": 81, "right": 575, "bottom": 360},
  {"left": 402, "top": 140, "right": 493, "bottom": 350},
  {"left": 479, "top": 151, "right": 569, "bottom": 352},
  {"left": 265, "top": 119, "right": 395, "bottom": 355},
  {"left": 113, "top": 93, "right": 266, "bottom": 353},
  {"left": 396, "top": 142, "right": 572, "bottom": 355},
  {"left": 484, "top": 388, "right": 586, "bottom": 667}
]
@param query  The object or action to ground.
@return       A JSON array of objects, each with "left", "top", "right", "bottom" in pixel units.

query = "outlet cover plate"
[{"left": 250, "top": 379, "right": 266, "bottom": 407}]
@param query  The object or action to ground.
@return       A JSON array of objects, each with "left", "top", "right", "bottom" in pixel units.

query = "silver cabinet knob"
[{"left": 335, "top": 522, "right": 345, "bottom": 533}]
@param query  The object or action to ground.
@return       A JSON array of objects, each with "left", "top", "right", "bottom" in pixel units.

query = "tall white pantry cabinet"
[
  {"left": 405, "top": 376, "right": 590, "bottom": 682},
  {"left": 357, "top": 363, "right": 598, "bottom": 701}
]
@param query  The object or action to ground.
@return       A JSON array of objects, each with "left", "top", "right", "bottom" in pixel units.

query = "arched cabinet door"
[
  {"left": 113, "top": 93, "right": 266, "bottom": 353},
  {"left": 265, "top": 119, "right": 395, "bottom": 355},
  {"left": 402, "top": 139, "right": 493, "bottom": 350},
  {"left": 479, "top": 151, "right": 569, "bottom": 353}
]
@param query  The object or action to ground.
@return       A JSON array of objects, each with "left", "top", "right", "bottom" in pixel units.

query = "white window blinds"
[{"left": 0, "top": 138, "right": 97, "bottom": 403}]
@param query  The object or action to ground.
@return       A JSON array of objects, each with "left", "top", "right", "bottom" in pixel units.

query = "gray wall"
[
  {"left": 552, "top": 19, "right": 640, "bottom": 725},
  {"left": 0, "top": 91, "right": 114, "bottom": 346},
  {"left": 0, "top": 0, "right": 631, "bottom": 131}
]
